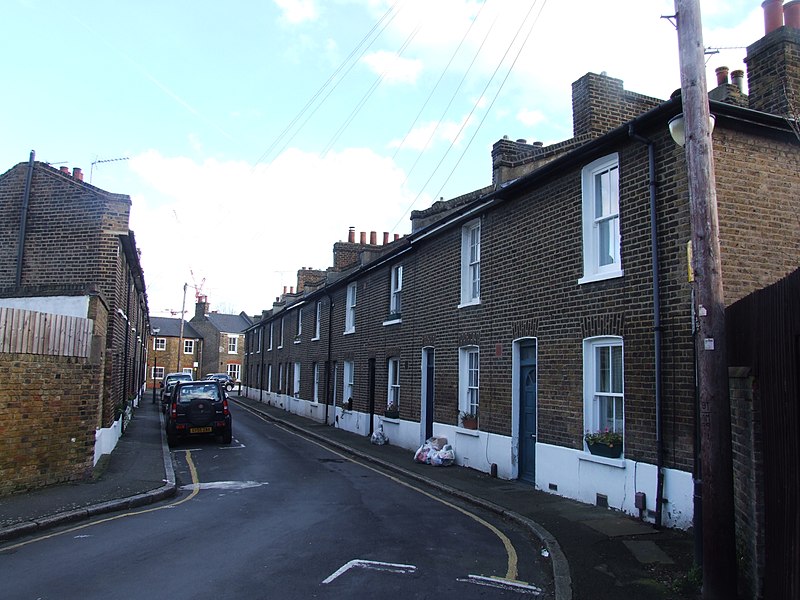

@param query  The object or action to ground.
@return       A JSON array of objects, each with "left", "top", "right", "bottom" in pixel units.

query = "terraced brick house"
[
  {"left": 189, "top": 297, "right": 252, "bottom": 383},
  {"left": 148, "top": 316, "right": 202, "bottom": 388},
  {"left": 242, "top": 9, "right": 799, "bottom": 597},
  {"left": 0, "top": 157, "right": 150, "bottom": 495}
]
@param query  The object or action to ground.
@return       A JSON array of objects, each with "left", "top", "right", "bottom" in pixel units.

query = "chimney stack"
[
  {"left": 394, "top": 234, "right": 400, "bottom": 241},
  {"left": 383, "top": 232, "right": 389, "bottom": 245},
  {"left": 370, "top": 231, "right": 377, "bottom": 245},
  {"left": 763, "top": 0, "right": 784, "bottom": 34},
  {"left": 715, "top": 66, "right": 730, "bottom": 86},
  {"left": 73, "top": 167, "right": 83, "bottom": 181},
  {"left": 348, "top": 227, "right": 355, "bottom": 243},
  {"left": 60, "top": 166, "right": 69, "bottom": 174}
]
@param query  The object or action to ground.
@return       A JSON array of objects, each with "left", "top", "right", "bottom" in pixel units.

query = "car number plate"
[{"left": 190, "top": 426, "right": 213, "bottom": 434}]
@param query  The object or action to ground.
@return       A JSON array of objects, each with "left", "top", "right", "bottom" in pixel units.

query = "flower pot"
[
  {"left": 461, "top": 417, "right": 478, "bottom": 430},
  {"left": 587, "top": 441, "right": 623, "bottom": 458},
  {"left": 384, "top": 409, "right": 399, "bottom": 419}
]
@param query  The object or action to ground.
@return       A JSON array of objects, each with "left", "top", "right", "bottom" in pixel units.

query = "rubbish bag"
[
  {"left": 371, "top": 425, "right": 388, "bottom": 445},
  {"left": 431, "top": 444, "right": 455, "bottom": 467},
  {"left": 413, "top": 436, "right": 451, "bottom": 464}
]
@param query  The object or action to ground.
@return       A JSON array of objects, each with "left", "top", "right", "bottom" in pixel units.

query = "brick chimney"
[
  {"left": 195, "top": 297, "right": 209, "bottom": 319},
  {"left": 745, "top": 1, "right": 800, "bottom": 116}
]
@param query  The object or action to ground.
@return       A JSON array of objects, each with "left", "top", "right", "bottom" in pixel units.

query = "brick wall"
[
  {"left": 745, "top": 26, "right": 800, "bottom": 116},
  {"left": 0, "top": 354, "right": 98, "bottom": 496}
]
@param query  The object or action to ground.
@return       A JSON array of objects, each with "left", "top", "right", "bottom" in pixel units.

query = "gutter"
[
  {"left": 628, "top": 124, "right": 665, "bottom": 529},
  {"left": 15, "top": 151, "right": 35, "bottom": 286}
]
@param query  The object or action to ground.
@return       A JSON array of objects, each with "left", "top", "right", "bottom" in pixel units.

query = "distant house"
[
  {"left": 188, "top": 297, "right": 252, "bottom": 382},
  {"left": 148, "top": 316, "right": 202, "bottom": 386},
  {"left": 0, "top": 158, "right": 149, "bottom": 495}
]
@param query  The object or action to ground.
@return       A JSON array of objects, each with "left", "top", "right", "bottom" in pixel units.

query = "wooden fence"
[{"left": 0, "top": 307, "right": 93, "bottom": 358}]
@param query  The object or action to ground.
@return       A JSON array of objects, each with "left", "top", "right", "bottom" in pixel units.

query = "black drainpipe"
[
  {"left": 323, "top": 294, "right": 334, "bottom": 426},
  {"left": 629, "top": 125, "right": 665, "bottom": 529},
  {"left": 15, "top": 151, "right": 35, "bottom": 286}
]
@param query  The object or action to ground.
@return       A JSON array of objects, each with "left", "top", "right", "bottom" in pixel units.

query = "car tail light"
[
  {"left": 171, "top": 401, "right": 177, "bottom": 419},
  {"left": 222, "top": 398, "right": 230, "bottom": 417}
]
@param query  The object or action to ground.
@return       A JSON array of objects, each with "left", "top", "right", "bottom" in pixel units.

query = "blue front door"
[{"left": 519, "top": 343, "right": 537, "bottom": 484}]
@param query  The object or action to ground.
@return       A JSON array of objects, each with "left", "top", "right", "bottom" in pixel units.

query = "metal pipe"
[
  {"left": 15, "top": 151, "right": 35, "bottom": 286},
  {"left": 629, "top": 125, "right": 665, "bottom": 529}
]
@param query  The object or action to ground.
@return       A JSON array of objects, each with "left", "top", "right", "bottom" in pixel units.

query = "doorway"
[
  {"left": 518, "top": 341, "right": 537, "bottom": 484},
  {"left": 421, "top": 348, "right": 435, "bottom": 443}
]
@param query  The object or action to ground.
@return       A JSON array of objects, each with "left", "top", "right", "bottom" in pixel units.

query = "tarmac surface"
[{"left": 0, "top": 394, "right": 699, "bottom": 599}]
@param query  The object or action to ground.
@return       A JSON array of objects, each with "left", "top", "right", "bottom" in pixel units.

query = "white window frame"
[
  {"left": 583, "top": 336, "right": 624, "bottom": 446},
  {"left": 387, "top": 357, "right": 400, "bottom": 409},
  {"left": 332, "top": 361, "right": 338, "bottom": 405},
  {"left": 313, "top": 301, "right": 322, "bottom": 340},
  {"left": 256, "top": 329, "right": 262, "bottom": 354},
  {"left": 228, "top": 335, "right": 238, "bottom": 354},
  {"left": 183, "top": 339, "right": 194, "bottom": 355},
  {"left": 154, "top": 337, "right": 166, "bottom": 351},
  {"left": 458, "top": 346, "right": 480, "bottom": 416},
  {"left": 293, "top": 362, "right": 301, "bottom": 397},
  {"left": 268, "top": 322, "right": 274, "bottom": 351},
  {"left": 313, "top": 362, "right": 320, "bottom": 403},
  {"left": 459, "top": 220, "right": 481, "bottom": 307},
  {"left": 343, "top": 360, "right": 354, "bottom": 403},
  {"left": 278, "top": 363, "right": 285, "bottom": 393},
  {"left": 390, "top": 265, "right": 403, "bottom": 316},
  {"left": 345, "top": 283, "right": 357, "bottom": 334},
  {"left": 279, "top": 318, "right": 285, "bottom": 348},
  {"left": 295, "top": 309, "right": 302, "bottom": 343},
  {"left": 267, "top": 364, "right": 273, "bottom": 393},
  {"left": 182, "top": 367, "right": 193, "bottom": 376},
  {"left": 227, "top": 363, "right": 240, "bottom": 382},
  {"left": 579, "top": 153, "right": 623, "bottom": 284},
  {"left": 152, "top": 366, "right": 165, "bottom": 380}
]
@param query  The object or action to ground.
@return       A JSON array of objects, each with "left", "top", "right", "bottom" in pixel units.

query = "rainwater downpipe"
[
  {"left": 323, "top": 294, "right": 334, "bottom": 426},
  {"left": 629, "top": 125, "right": 665, "bottom": 529},
  {"left": 15, "top": 151, "right": 35, "bottom": 286}
]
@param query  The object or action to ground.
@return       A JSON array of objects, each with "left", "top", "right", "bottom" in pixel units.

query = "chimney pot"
[
  {"left": 516, "top": 138, "right": 527, "bottom": 144},
  {"left": 73, "top": 167, "right": 83, "bottom": 181},
  {"left": 731, "top": 70, "right": 745, "bottom": 92},
  {"left": 383, "top": 232, "right": 389, "bottom": 245},
  {"left": 290, "top": 286, "right": 294, "bottom": 294},
  {"left": 763, "top": 0, "right": 784, "bottom": 34},
  {"left": 715, "top": 66, "right": 730, "bottom": 86},
  {"left": 348, "top": 227, "right": 355, "bottom": 243},
  {"left": 370, "top": 231, "right": 377, "bottom": 245},
  {"left": 785, "top": 1, "right": 800, "bottom": 28},
  {"left": 394, "top": 233, "right": 400, "bottom": 241},
  {"left": 283, "top": 286, "right": 287, "bottom": 294},
  {"left": 60, "top": 166, "right": 69, "bottom": 173},
  {"left": 360, "top": 231, "right": 366, "bottom": 244},
  {"left": 533, "top": 141, "right": 544, "bottom": 147}
]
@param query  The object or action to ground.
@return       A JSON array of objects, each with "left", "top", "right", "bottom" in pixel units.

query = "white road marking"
[
  {"left": 178, "top": 480, "right": 268, "bottom": 491},
  {"left": 457, "top": 574, "right": 543, "bottom": 594},
  {"left": 322, "top": 559, "right": 417, "bottom": 584}
]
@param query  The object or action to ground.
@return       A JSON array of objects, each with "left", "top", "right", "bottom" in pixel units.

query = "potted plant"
[
  {"left": 584, "top": 429, "right": 623, "bottom": 458},
  {"left": 341, "top": 397, "right": 352, "bottom": 411},
  {"left": 460, "top": 410, "right": 478, "bottom": 430},
  {"left": 384, "top": 401, "right": 399, "bottom": 419}
]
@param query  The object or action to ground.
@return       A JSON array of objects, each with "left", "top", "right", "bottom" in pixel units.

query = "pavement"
[{"left": 0, "top": 394, "right": 700, "bottom": 600}]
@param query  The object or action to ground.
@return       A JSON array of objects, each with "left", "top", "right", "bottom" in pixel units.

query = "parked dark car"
[
  {"left": 204, "top": 372, "right": 236, "bottom": 391},
  {"left": 166, "top": 379, "right": 232, "bottom": 446},
  {"left": 160, "top": 372, "right": 193, "bottom": 412}
]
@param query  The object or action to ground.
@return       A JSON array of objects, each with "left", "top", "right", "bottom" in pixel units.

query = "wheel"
[
  {"left": 226, "top": 383, "right": 234, "bottom": 392},
  {"left": 221, "top": 427, "right": 232, "bottom": 444}
]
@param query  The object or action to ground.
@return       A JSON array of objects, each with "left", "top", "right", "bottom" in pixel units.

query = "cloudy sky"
[{"left": 2, "top": 0, "right": 764, "bottom": 318}]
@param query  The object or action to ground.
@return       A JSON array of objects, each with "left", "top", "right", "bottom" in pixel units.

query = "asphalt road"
[{"left": 0, "top": 403, "right": 552, "bottom": 599}]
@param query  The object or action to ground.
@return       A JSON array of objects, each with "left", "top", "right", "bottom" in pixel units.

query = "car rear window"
[{"left": 177, "top": 383, "right": 220, "bottom": 403}]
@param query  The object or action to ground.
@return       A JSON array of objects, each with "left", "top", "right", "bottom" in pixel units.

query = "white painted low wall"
[{"left": 94, "top": 417, "right": 122, "bottom": 465}]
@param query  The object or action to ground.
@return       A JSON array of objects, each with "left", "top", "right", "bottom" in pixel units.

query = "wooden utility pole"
[
  {"left": 674, "top": 1, "right": 737, "bottom": 598},
  {"left": 177, "top": 283, "right": 187, "bottom": 373}
]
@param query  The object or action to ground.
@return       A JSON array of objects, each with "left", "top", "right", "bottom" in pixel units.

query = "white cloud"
[
  {"left": 128, "top": 147, "right": 419, "bottom": 316},
  {"left": 516, "top": 108, "right": 544, "bottom": 127},
  {"left": 361, "top": 51, "right": 423, "bottom": 84},
  {"left": 274, "top": 0, "right": 318, "bottom": 25}
]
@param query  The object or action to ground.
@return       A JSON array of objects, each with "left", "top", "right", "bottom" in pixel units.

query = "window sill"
[
  {"left": 455, "top": 427, "right": 480, "bottom": 437},
  {"left": 311, "top": 336, "right": 320, "bottom": 341},
  {"left": 382, "top": 318, "right": 402, "bottom": 326},
  {"left": 343, "top": 329, "right": 355, "bottom": 336},
  {"left": 578, "top": 452, "right": 626, "bottom": 468},
  {"left": 578, "top": 269, "right": 624, "bottom": 285},
  {"left": 457, "top": 299, "right": 481, "bottom": 309},
  {"left": 381, "top": 416, "right": 400, "bottom": 424},
  {"left": 293, "top": 340, "right": 301, "bottom": 345}
]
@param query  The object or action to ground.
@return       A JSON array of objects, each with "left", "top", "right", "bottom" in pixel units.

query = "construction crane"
[{"left": 190, "top": 269, "right": 206, "bottom": 303}]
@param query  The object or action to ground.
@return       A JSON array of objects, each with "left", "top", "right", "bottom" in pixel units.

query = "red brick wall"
[{"left": 0, "top": 354, "right": 98, "bottom": 496}]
